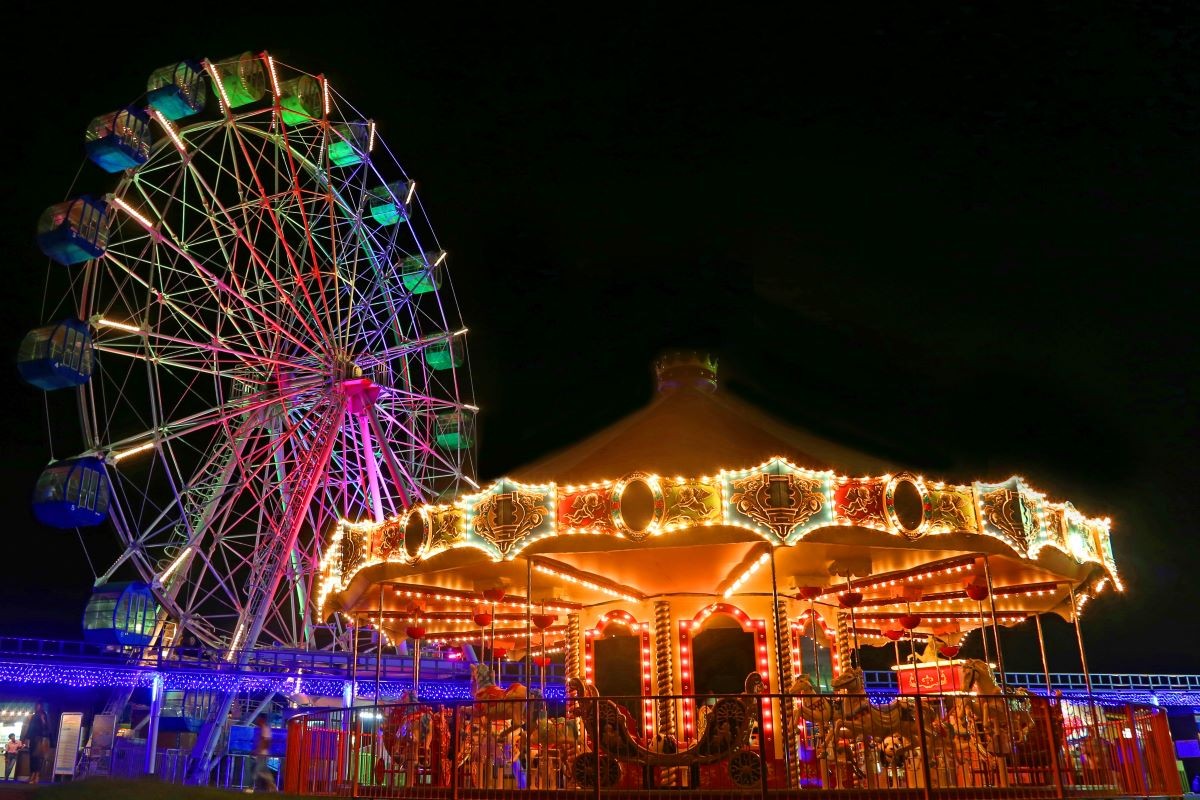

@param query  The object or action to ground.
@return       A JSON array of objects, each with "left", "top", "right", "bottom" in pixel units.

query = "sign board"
[
  {"left": 53, "top": 712, "right": 84, "bottom": 777},
  {"left": 89, "top": 714, "right": 116, "bottom": 752},
  {"left": 894, "top": 660, "right": 964, "bottom": 694}
]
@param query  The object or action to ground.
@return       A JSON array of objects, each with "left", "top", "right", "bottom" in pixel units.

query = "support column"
[
  {"left": 835, "top": 610, "right": 853, "bottom": 674},
  {"left": 144, "top": 673, "right": 164, "bottom": 775},
  {"left": 653, "top": 601, "right": 677, "bottom": 740},
  {"left": 566, "top": 613, "right": 582, "bottom": 680},
  {"left": 774, "top": 597, "right": 799, "bottom": 789}
]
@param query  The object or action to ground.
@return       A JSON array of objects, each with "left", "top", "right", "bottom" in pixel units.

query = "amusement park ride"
[
  {"left": 20, "top": 52, "right": 476, "bottom": 778},
  {"left": 17, "top": 51, "right": 1185, "bottom": 795}
]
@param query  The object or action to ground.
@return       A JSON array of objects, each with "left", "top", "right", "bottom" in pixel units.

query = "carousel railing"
[{"left": 282, "top": 690, "right": 1182, "bottom": 799}]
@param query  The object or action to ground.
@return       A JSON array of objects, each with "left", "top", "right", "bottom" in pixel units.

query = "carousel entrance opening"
[
  {"left": 593, "top": 622, "right": 645, "bottom": 735},
  {"left": 795, "top": 618, "right": 835, "bottom": 692},
  {"left": 692, "top": 614, "right": 755, "bottom": 698}
]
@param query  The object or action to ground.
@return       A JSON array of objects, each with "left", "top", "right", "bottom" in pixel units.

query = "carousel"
[{"left": 307, "top": 354, "right": 1168, "bottom": 795}]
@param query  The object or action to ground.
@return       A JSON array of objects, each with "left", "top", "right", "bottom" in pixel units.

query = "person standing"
[
  {"left": 4, "top": 734, "right": 21, "bottom": 780},
  {"left": 21, "top": 703, "right": 50, "bottom": 785},
  {"left": 251, "top": 714, "right": 276, "bottom": 792}
]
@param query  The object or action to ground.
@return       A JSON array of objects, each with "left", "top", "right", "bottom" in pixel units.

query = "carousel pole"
[
  {"left": 1034, "top": 614, "right": 1053, "bottom": 697},
  {"left": 844, "top": 575, "right": 860, "bottom": 666},
  {"left": 981, "top": 556, "right": 1009, "bottom": 690},
  {"left": 977, "top": 599, "right": 991, "bottom": 663},
  {"left": 374, "top": 584, "right": 385, "bottom": 703},
  {"left": 807, "top": 596, "right": 822, "bottom": 689},
  {"left": 1066, "top": 584, "right": 1096, "bottom": 709},
  {"left": 526, "top": 559, "right": 534, "bottom": 688},
  {"left": 768, "top": 548, "right": 796, "bottom": 788}
]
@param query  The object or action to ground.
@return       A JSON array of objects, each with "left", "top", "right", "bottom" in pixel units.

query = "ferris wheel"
[{"left": 22, "top": 53, "right": 478, "bottom": 654}]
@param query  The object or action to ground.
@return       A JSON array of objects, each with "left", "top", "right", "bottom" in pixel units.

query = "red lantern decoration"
[
  {"left": 472, "top": 612, "right": 493, "bottom": 627},
  {"left": 533, "top": 655, "right": 552, "bottom": 668},
  {"left": 531, "top": 613, "right": 557, "bottom": 630},
  {"left": 884, "top": 628, "right": 905, "bottom": 641},
  {"left": 899, "top": 614, "right": 922, "bottom": 630},
  {"left": 493, "top": 648, "right": 507, "bottom": 660},
  {"left": 797, "top": 586, "right": 822, "bottom": 601},
  {"left": 938, "top": 645, "right": 961, "bottom": 659},
  {"left": 405, "top": 626, "right": 426, "bottom": 640},
  {"left": 482, "top": 587, "right": 507, "bottom": 603},
  {"left": 965, "top": 583, "right": 989, "bottom": 601},
  {"left": 838, "top": 592, "right": 863, "bottom": 609}
]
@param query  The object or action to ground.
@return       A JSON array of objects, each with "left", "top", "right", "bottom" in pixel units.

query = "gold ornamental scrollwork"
[
  {"left": 730, "top": 472, "right": 825, "bottom": 541},
  {"left": 979, "top": 487, "right": 1031, "bottom": 554},
  {"left": 473, "top": 490, "right": 550, "bottom": 558}
]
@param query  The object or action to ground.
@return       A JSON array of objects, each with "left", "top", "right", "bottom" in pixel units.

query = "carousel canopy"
[{"left": 318, "top": 353, "right": 1119, "bottom": 646}]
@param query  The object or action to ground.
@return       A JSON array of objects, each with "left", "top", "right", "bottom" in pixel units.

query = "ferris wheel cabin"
[
  {"left": 31, "top": 456, "right": 110, "bottom": 529},
  {"left": 82, "top": 581, "right": 157, "bottom": 647},
  {"left": 370, "top": 181, "right": 414, "bottom": 226},
  {"left": 36, "top": 196, "right": 109, "bottom": 265},
  {"left": 147, "top": 60, "right": 207, "bottom": 120},
  {"left": 209, "top": 52, "right": 266, "bottom": 108},
  {"left": 401, "top": 250, "right": 445, "bottom": 295},
  {"left": 18, "top": 318, "right": 94, "bottom": 390},
  {"left": 85, "top": 107, "right": 153, "bottom": 173},
  {"left": 424, "top": 337, "right": 463, "bottom": 371},
  {"left": 329, "top": 122, "right": 368, "bottom": 167},
  {"left": 279, "top": 75, "right": 321, "bottom": 125}
]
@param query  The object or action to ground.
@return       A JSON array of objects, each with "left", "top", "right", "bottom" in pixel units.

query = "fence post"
[
  {"left": 449, "top": 705, "right": 459, "bottom": 800},
  {"left": 593, "top": 700, "right": 602, "bottom": 800},
  {"left": 756, "top": 698, "right": 769, "bottom": 800},
  {"left": 1123, "top": 705, "right": 1149, "bottom": 796},
  {"left": 350, "top": 711, "right": 361, "bottom": 798},
  {"left": 914, "top": 694, "right": 932, "bottom": 800},
  {"left": 1042, "top": 698, "right": 1065, "bottom": 799}
]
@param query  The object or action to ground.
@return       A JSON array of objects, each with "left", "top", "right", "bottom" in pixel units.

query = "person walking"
[
  {"left": 4, "top": 734, "right": 21, "bottom": 780},
  {"left": 251, "top": 714, "right": 276, "bottom": 792},
  {"left": 21, "top": 703, "right": 50, "bottom": 785}
]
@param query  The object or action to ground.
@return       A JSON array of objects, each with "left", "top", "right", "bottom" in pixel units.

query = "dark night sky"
[{"left": 1, "top": 5, "right": 1196, "bottom": 673}]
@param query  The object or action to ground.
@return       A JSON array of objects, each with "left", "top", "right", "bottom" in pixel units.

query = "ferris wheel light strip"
[
  {"left": 150, "top": 110, "right": 187, "bottom": 154},
  {"left": 367, "top": 121, "right": 376, "bottom": 152},
  {"left": 111, "top": 441, "right": 156, "bottom": 462},
  {"left": 201, "top": 59, "right": 231, "bottom": 114},
  {"left": 322, "top": 77, "right": 331, "bottom": 115},
  {"left": 96, "top": 317, "right": 142, "bottom": 334},
  {"left": 157, "top": 546, "right": 193, "bottom": 583},
  {"left": 266, "top": 54, "right": 281, "bottom": 98},
  {"left": 109, "top": 197, "right": 156, "bottom": 230},
  {"left": 405, "top": 182, "right": 417, "bottom": 206}
]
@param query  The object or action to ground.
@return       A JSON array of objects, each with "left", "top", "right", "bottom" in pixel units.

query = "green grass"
[{"left": 7, "top": 778, "right": 304, "bottom": 799}]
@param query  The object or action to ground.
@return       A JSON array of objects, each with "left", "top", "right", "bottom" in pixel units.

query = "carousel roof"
[
  {"left": 507, "top": 353, "right": 894, "bottom": 484},
  {"left": 317, "top": 354, "right": 1120, "bottom": 646}
]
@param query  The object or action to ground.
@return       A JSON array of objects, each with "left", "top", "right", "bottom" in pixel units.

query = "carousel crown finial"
[{"left": 655, "top": 350, "right": 718, "bottom": 394}]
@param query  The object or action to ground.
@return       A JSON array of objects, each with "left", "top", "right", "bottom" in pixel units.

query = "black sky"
[{"left": 1, "top": 5, "right": 1196, "bottom": 673}]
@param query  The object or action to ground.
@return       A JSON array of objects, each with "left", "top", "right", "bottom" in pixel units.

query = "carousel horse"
[
  {"left": 381, "top": 690, "right": 435, "bottom": 757},
  {"left": 786, "top": 673, "right": 837, "bottom": 725},
  {"left": 471, "top": 662, "right": 530, "bottom": 732},
  {"left": 956, "top": 659, "right": 1036, "bottom": 758}
]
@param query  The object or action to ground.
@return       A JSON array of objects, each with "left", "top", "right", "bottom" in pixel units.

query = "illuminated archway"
[
  {"left": 584, "top": 610, "right": 653, "bottom": 734},
  {"left": 678, "top": 603, "right": 773, "bottom": 751}
]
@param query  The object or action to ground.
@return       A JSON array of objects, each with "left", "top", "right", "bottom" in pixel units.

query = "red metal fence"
[{"left": 283, "top": 692, "right": 1182, "bottom": 798}]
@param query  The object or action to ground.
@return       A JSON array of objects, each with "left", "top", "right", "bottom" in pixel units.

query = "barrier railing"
[
  {"left": 284, "top": 691, "right": 1182, "bottom": 798},
  {"left": 0, "top": 636, "right": 562, "bottom": 685}
]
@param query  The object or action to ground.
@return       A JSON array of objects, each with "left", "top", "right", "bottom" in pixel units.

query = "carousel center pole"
[
  {"left": 1034, "top": 614, "right": 1053, "bottom": 697},
  {"left": 845, "top": 575, "right": 860, "bottom": 666}
]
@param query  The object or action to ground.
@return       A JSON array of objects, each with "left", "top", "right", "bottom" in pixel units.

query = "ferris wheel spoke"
[
  {"left": 373, "top": 403, "right": 474, "bottom": 488},
  {"left": 108, "top": 191, "right": 327, "bottom": 363},
  {"left": 186, "top": 128, "right": 336, "bottom": 356},
  {"left": 223, "top": 123, "right": 338, "bottom": 353}
]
